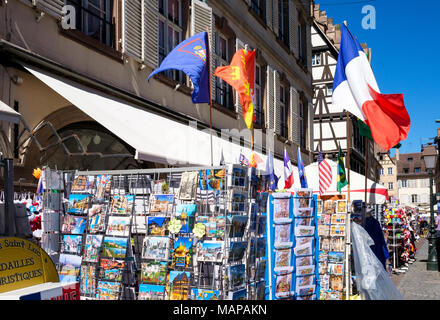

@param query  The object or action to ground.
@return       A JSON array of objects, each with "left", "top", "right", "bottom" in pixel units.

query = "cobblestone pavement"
[{"left": 392, "top": 238, "right": 440, "bottom": 300}]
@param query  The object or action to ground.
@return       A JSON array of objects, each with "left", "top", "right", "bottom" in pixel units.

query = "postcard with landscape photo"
[
  {"left": 295, "top": 217, "right": 313, "bottom": 228},
  {"left": 330, "top": 225, "right": 345, "bottom": 237},
  {"left": 228, "top": 241, "right": 247, "bottom": 262},
  {"left": 102, "top": 236, "right": 128, "bottom": 259},
  {"left": 196, "top": 241, "right": 224, "bottom": 263},
  {"left": 94, "top": 174, "right": 111, "bottom": 201},
  {"left": 80, "top": 265, "right": 96, "bottom": 296},
  {"left": 58, "top": 253, "right": 82, "bottom": 283},
  {"left": 83, "top": 234, "right": 103, "bottom": 262},
  {"left": 96, "top": 281, "right": 121, "bottom": 300},
  {"left": 274, "top": 224, "right": 291, "bottom": 245},
  {"left": 274, "top": 248, "right": 291, "bottom": 270},
  {"left": 191, "top": 288, "right": 220, "bottom": 300},
  {"left": 295, "top": 225, "right": 315, "bottom": 237},
  {"left": 228, "top": 215, "right": 248, "bottom": 238},
  {"left": 230, "top": 166, "right": 247, "bottom": 188},
  {"left": 295, "top": 207, "right": 313, "bottom": 218},
  {"left": 176, "top": 204, "right": 197, "bottom": 233},
  {"left": 61, "top": 215, "right": 87, "bottom": 234},
  {"left": 142, "top": 236, "right": 170, "bottom": 261},
  {"left": 172, "top": 237, "right": 194, "bottom": 268},
  {"left": 100, "top": 259, "right": 125, "bottom": 281},
  {"left": 87, "top": 204, "right": 107, "bottom": 233},
  {"left": 294, "top": 189, "right": 313, "bottom": 208},
  {"left": 229, "top": 191, "right": 247, "bottom": 212},
  {"left": 297, "top": 275, "right": 315, "bottom": 288},
  {"left": 318, "top": 224, "right": 330, "bottom": 237},
  {"left": 149, "top": 194, "right": 174, "bottom": 213},
  {"left": 336, "top": 200, "right": 347, "bottom": 213},
  {"left": 106, "top": 216, "right": 131, "bottom": 237},
  {"left": 62, "top": 234, "right": 82, "bottom": 255},
  {"left": 228, "top": 288, "right": 247, "bottom": 300},
  {"left": 328, "top": 251, "right": 344, "bottom": 264},
  {"left": 275, "top": 274, "right": 292, "bottom": 298},
  {"left": 296, "top": 284, "right": 315, "bottom": 296},
  {"left": 320, "top": 236, "right": 331, "bottom": 251},
  {"left": 110, "top": 194, "right": 135, "bottom": 215},
  {"left": 297, "top": 236, "right": 314, "bottom": 248},
  {"left": 296, "top": 255, "right": 313, "bottom": 268},
  {"left": 297, "top": 265, "right": 315, "bottom": 276},
  {"left": 146, "top": 216, "right": 169, "bottom": 236},
  {"left": 273, "top": 198, "right": 290, "bottom": 221},
  {"left": 324, "top": 200, "right": 335, "bottom": 214},
  {"left": 177, "top": 171, "right": 199, "bottom": 200},
  {"left": 330, "top": 237, "right": 345, "bottom": 252},
  {"left": 195, "top": 215, "right": 217, "bottom": 238},
  {"left": 317, "top": 200, "right": 323, "bottom": 214},
  {"left": 168, "top": 271, "right": 191, "bottom": 300},
  {"left": 141, "top": 261, "right": 167, "bottom": 284},
  {"left": 138, "top": 284, "right": 165, "bottom": 300},
  {"left": 294, "top": 242, "right": 313, "bottom": 257},
  {"left": 330, "top": 275, "right": 343, "bottom": 291},
  {"left": 227, "top": 264, "right": 245, "bottom": 289},
  {"left": 71, "top": 175, "right": 94, "bottom": 193},
  {"left": 328, "top": 263, "right": 344, "bottom": 275},
  {"left": 67, "top": 194, "right": 91, "bottom": 214}
]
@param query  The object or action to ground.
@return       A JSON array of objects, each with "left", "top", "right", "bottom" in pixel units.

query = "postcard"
[
  {"left": 297, "top": 265, "right": 315, "bottom": 276},
  {"left": 191, "top": 288, "right": 220, "bottom": 300},
  {"left": 296, "top": 284, "right": 315, "bottom": 296},
  {"left": 58, "top": 253, "right": 82, "bottom": 283},
  {"left": 177, "top": 171, "right": 199, "bottom": 200},
  {"left": 149, "top": 194, "right": 174, "bottom": 213},
  {"left": 295, "top": 208, "right": 313, "bottom": 218},
  {"left": 274, "top": 248, "right": 292, "bottom": 270},
  {"left": 146, "top": 216, "right": 169, "bottom": 236},
  {"left": 99, "top": 259, "right": 125, "bottom": 281},
  {"left": 275, "top": 274, "right": 293, "bottom": 298},
  {"left": 96, "top": 281, "right": 121, "bottom": 300},
  {"left": 324, "top": 200, "right": 335, "bottom": 214},
  {"left": 255, "top": 281, "right": 266, "bottom": 300},
  {"left": 328, "top": 290, "right": 343, "bottom": 300},
  {"left": 71, "top": 175, "right": 94, "bottom": 193},
  {"left": 296, "top": 236, "right": 314, "bottom": 248},
  {"left": 294, "top": 242, "right": 313, "bottom": 256},
  {"left": 102, "top": 236, "right": 128, "bottom": 259},
  {"left": 142, "top": 236, "right": 170, "bottom": 261},
  {"left": 228, "top": 241, "right": 248, "bottom": 262},
  {"left": 328, "top": 251, "right": 344, "bottom": 264},
  {"left": 256, "top": 192, "right": 269, "bottom": 213},
  {"left": 330, "top": 225, "right": 346, "bottom": 237},
  {"left": 294, "top": 188, "right": 313, "bottom": 208},
  {"left": 176, "top": 204, "right": 197, "bottom": 233},
  {"left": 328, "top": 263, "right": 344, "bottom": 275},
  {"left": 294, "top": 217, "right": 313, "bottom": 227},
  {"left": 336, "top": 200, "right": 347, "bottom": 213},
  {"left": 61, "top": 234, "right": 82, "bottom": 255},
  {"left": 295, "top": 225, "right": 315, "bottom": 237},
  {"left": 229, "top": 166, "right": 248, "bottom": 188},
  {"left": 296, "top": 255, "right": 313, "bottom": 268},
  {"left": 106, "top": 216, "right": 131, "bottom": 237},
  {"left": 197, "top": 240, "right": 224, "bottom": 263},
  {"left": 317, "top": 200, "right": 323, "bottom": 214},
  {"left": 317, "top": 224, "right": 330, "bottom": 237},
  {"left": 228, "top": 215, "right": 248, "bottom": 238},
  {"left": 138, "top": 284, "right": 165, "bottom": 300},
  {"left": 330, "top": 275, "right": 343, "bottom": 291},
  {"left": 83, "top": 234, "right": 103, "bottom": 262},
  {"left": 61, "top": 215, "right": 87, "bottom": 234},
  {"left": 87, "top": 204, "right": 107, "bottom": 233},
  {"left": 274, "top": 224, "right": 292, "bottom": 245},
  {"left": 172, "top": 237, "right": 194, "bottom": 268},
  {"left": 273, "top": 198, "right": 290, "bottom": 221},
  {"left": 228, "top": 288, "right": 247, "bottom": 300},
  {"left": 319, "top": 236, "right": 331, "bottom": 251},
  {"left": 168, "top": 271, "right": 191, "bottom": 300},
  {"left": 110, "top": 194, "right": 135, "bottom": 215},
  {"left": 296, "top": 275, "right": 315, "bottom": 287},
  {"left": 256, "top": 215, "right": 267, "bottom": 235},
  {"left": 255, "top": 260, "right": 267, "bottom": 280},
  {"left": 320, "top": 274, "right": 330, "bottom": 291},
  {"left": 297, "top": 294, "right": 315, "bottom": 300},
  {"left": 319, "top": 260, "right": 328, "bottom": 275},
  {"left": 67, "top": 194, "right": 91, "bottom": 214},
  {"left": 200, "top": 169, "right": 225, "bottom": 191},
  {"left": 249, "top": 204, "right": 257, "bottom": 233},
  {"left": 330, "top": 237, "right": 345, "bottom": 252},
  {"left": 229, "top": 190, "right": 247, "bottom": 212},
  {"left": 257, "top": 238, "right": 266, "bottom": 258},
  {"left": 95, "top": 174, "right": 111, "bottom": 201},
  {"left": 227, "top": 264, "right": 246, "bottom": 289},
  {"left": 331, "top": 214, "right": 346, "bottom": 225},
  {"left": 141, "top": 261, "right": 167, "bottom": 284},
  {"left": 195, "top": 215, "right": 217, "bottom": 238},
  {"left": 80, "top": 265, "right": 96, "bottom": 296}
]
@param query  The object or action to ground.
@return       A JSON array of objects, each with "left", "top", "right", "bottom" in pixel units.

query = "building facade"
[
  {"left": 0, "top": 0, "right": 314, "bottom": 189},
  {"left": 377, "top": 146, "right": 397, "bottom": 200}
]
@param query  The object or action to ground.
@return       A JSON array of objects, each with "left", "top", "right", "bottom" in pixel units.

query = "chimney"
[
  {"left": 437, "top": 127, "right": 440, "bottom": 138},
  {"left": 395, "top": 149, "right": 400, "bottom": 161}
]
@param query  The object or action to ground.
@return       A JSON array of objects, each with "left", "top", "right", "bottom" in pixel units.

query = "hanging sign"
[{"left": 0, "top": 237, "right": 59, "bottom": 293}]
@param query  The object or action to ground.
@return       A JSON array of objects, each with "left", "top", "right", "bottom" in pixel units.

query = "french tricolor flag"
[
  {"left": 283, "top": 149, "right": 294, "bottom": 189},
  {"left": 332, "top": 24, "right": 410, "bottom": 150}
]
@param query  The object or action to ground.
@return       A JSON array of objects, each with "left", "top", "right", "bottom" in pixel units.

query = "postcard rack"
[
  {"left": 266, "top": 191, "right": 320, "bottom": 300},
  {"left": 43, "top": 164, "right": 270, "bottom": 300}
]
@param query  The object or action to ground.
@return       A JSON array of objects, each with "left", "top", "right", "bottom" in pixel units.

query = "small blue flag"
[
  {"left": 297, "top": 147, "right": 308, "bottom": 188},
  {"left": 148, "top": 31, "right": 210, "bottom": 104},
  {"left": 265, "top": 151, "right": 279, "bottom": 191}
]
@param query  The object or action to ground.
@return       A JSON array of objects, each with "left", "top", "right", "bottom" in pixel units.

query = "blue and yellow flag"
[{"left": 148, "top": 31, "right": 210, "bottom": 104}]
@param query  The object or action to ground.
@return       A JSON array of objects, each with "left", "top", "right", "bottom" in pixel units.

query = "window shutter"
[
  {"left": 266, "top": 0, "right": 273, "bottom": 31},
  {"left": 289, "top": 1, "right": 298, "bottom": 55},
  {"left": 20, "top": 0, "right": 64, "bottom": 17},
  {"left": 266, "top": 66, "right": 274, "bottom": 130},
  {"left": 123, "top": 0, "right": 144, "bottom": 61},
  {"left": 290, "top": 87, "right": 300, "bottom": 145},
  {"left": 308, "top": 101, "right": 314, "bottom": 152},
  {"left": 191, "top": 0, "right": 214, "bottom": 100},
  {"left": 273, "top": 69, "right": 281, "bottom": 135},
  {"left": 272, "top": 0, "right": 279, "bottom": 36},
  {"left": 235, "top": 39, "right": 246, "bottom": 117},
  {"left": 144, "top": 0, "right": 159, "bottom": 69}
]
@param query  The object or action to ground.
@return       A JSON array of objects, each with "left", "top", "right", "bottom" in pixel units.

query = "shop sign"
[{"left": 0, "top": 237, "right": 59, "bottom": 293}]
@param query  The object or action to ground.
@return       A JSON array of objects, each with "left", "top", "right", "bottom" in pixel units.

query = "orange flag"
[
  {"left": 214, "top": 49, "right": 256, "bottom": 129},
  {"left": 249, "top": 152, "right": 263, "bottom": 168}
]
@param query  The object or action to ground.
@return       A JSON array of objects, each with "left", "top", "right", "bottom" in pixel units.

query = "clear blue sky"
[{"left": 316, "top": 0, "right": 440, "bottom": 155}]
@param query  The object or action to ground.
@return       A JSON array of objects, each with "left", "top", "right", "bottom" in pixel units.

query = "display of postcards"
[
  {"left": 58, "top": 253, "right": 82, "bottom": 283},
  {"left": 330, "top": 225, "right": 345, "bottom": 237},
  {"left": 275, "top": 274, "right": 292, "bottom": 298},
  {"left": 319, "top": 214, "right": 331, "bottom": 225},
  {"left": 83, "top": 234, "right": 103, "bottom": 262},
  {"left": 328, "top": 251, "right": 344, "bottom": 264},
  {"left": 99, "top": 259, "right": 125, "bottom": 281},
  {"left": 255, "top": 260, "right": 267, "bottom": 280},
  {"left": 255, "top": 281, "right": 266, "bottom": 300},
  {"left": 176, "top": 204, "right": 197, "bottom": 233},
  {"left": 336, "top": 200, "right": 347, "bottom": 213},
  {"left": 294, "top": 242, "right": 313, "bottom": 256},
  {"left": 319, "top": 260, "right": 328, "bottom": 275},
  {"left": 94, "top": 174, "right": 111, "bottom": 201},
  {"left": 87, "top": 204, "right": 107, "bottom": 233},
  {"left": 141, "top": 261, "right": 167, "bottom": 284},
  {"left": 62, "top": 215, "right": 87, "bottom": 234},
  {"left": 319, "top": 236, "right": 331, "bottom": 251},
  {"left": 256, "top": 192, "right": 268, "bottom": 213},
  {"left": 274, "top": 224, "right": 291, "bottom": 245},
  {"left": 67, "top": 194, "right": 91, "bottom": 214},
  {"left": 102, "top": 236, "right": 128, "bottom": 259},
  {"left": 229, "top": 166, "right": 247, "bottom": 188},
  {"left": 168, "top": 271, "right": 191, "bottom": 300},
  {"left": 328, "top": 263, "right": 344, "bottom": 276},
  {"left": 324, "top": 200, "right": 335, "bottom": 214},
  {"left": 172, "top": 237, "right": 194, "bottom": 268},
  {"left": 320, "top": 274, "right": 330, "bottom": 291},
  {"left": 295, "top": 225, "right": 315, "bottom": 237},
  {"left": 228, "top": 241, "right": 247, "bottom": 262},
  {"left": 138, "top": 284, "right": 165, "bottom": 300},
  {"left": 229, "top": 190, "right": 247, "bottom": 212},
  {"left": 96, "top": 281, "right": 121, "bottom": 300},
  {"left": 296, "top": 255, "right": 313, "bottom": 267},
  {"left": 317, "top": 200, "right": 323, "bottom": 214},
  {"left": 294, "top": 189, "right": 313, "bottom": 208},
  {"left": 228, "top": 215, "right": 248, "bottom": 238},
  {"left": 331, "top": 213, "right": 346, "bottom": 225},
  {"left": 296, "top": 275, "right": 315, "bottom": 288},
  {"left": 131, "top": 215, "right": 148, "bottom": 234},
  {"left": 296, "top": 236, "right": 314, "bottom": 247},
  {"left": 317, "top": 224, "right": 330, "bottom": 236},
  {"left": 80, "top": 265, "right": 96, "bottom": 296},
  {"left": 191, "top": 288, "right": 220, "bottom": 300},
  {"left": 227, "top": 264, "right": 245, "bottom": 289},
  {"left": 330, "top": 275, "right": 343, "bottom": 291},
  {"left": 177, "top": 171, "right": 199, "bottom": 200},
  {"left": 295, "top": 208, "right": 313, "bottom": 218},
  {"left": 294, "top": 217, "right": 313, "bottom": 227},
  {"left": 148, "top": 194, "right": 174, "bottom": 213},
  {"left": 71, "top": 175, "right": 94, "bottom": 193},
  {"left": 273, "top": 198, "right": 290, "bottom": 221},
  {"left": 330, "top": 237, "right": 345, "bottom": 252},
  {"left": 61, "top": 235, "right": 82, "bottom": 255},
  {"left": 146, "top": 216, "right": 169, "bottom": 236},
  {"left": 106, "top": 216, "right": 131, "bottom": 237},
  {"left": 256, "top": 215, "right": 267, "bottom": 235},
  {"left": 197, "top": 240, "right": 224, "bottom": 262},
  {"left": 142, "top": 236, "right": 170, "bottom": 261},
  {"left": 228, "top": 288, "right": 247, "bottom": 300},
  {"left": 296, "top": 285, "right": 315, "bottom": 296},
  {"left": 297, "top": 265, "right": 315, "bottom": 276},
  {"left": 195, "top": 216, "right": 217, "bottom": 238},
  {"left": 274, "top": 248, "right": 291, "bottom": 270},
  {"left": 110, "top": 194, "right": 135, "bottom": 215}
]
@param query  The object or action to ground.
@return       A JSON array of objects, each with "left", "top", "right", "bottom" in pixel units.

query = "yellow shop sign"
[{"left": 0, "top": 237, "right": 59, "bottom": 293}]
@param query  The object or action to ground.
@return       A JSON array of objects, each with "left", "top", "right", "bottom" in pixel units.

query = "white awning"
[
  {"left": 24, "top": 65, "right": 289, "bottom": 182},
  {"left": 0, "top": 100, "right": 21, "bottom": 124}
]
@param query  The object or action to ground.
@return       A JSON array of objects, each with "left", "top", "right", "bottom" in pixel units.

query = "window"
[
  {"left": 66, "top": 0, "right": 114, "bottom": 47},
  {"left": 380, "top": 168, "right": 384, "bottom": 175},
  {"left": 388, "top": 167, "right": 393, "bottom": 175},
  {"left": 280, "top": 84, "right": 289, "bottom": 138},
  {"left": 326, "top": 84, "right": 333, "bottom": 96},
  {"left": 297, "top": 16, "right": 307, "bottom": 66},
  {"left": 158, "top": 0, "right": 184, "bottom": 83},
  {"left": 250, "top": 0, "right": 266, "bottom": 22},
  {"left": 401, "top": 180, "right": 407, "bottom": 188},
  {"left": 214, "top": 32, "right": 232, "bottom": 110},
  {"left": 254, "top": 64, "right": 264, "bottom": 126},
  {"left": 411, "top": 194, "right": 418, "bottom": 203},
  {"left": 415, "top": 167, "right": 421, "bottom": 173},
  {"left": 278, "top": 0, "right": 289, "bottom": 47},
  {"left": 408, "top": 157, "right": 413, "bottom": 162},
  {"left": 404, "top": 168, "right": 409, "bottom": 174},
  {"left": 388, "top": 182, "right": 394, "bottom": 190},
  {"left": 312, "top": 53, "right": 321, "bottom": 66}
]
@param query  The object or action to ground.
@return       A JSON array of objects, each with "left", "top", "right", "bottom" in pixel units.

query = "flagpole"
[
  {"left": 364, "top": 48, "right": 371, "bottom": 204},
  {"left": 207, "top": 27, "right": 214, "bottom": 166}
]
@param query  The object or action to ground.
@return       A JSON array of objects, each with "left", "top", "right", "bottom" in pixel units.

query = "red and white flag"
[
  {"left": 283, "top": 149, "right": 294, "bottom": 189},
  {"left": 318, "top": 149, "right": 332, "bottom": 195}
]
